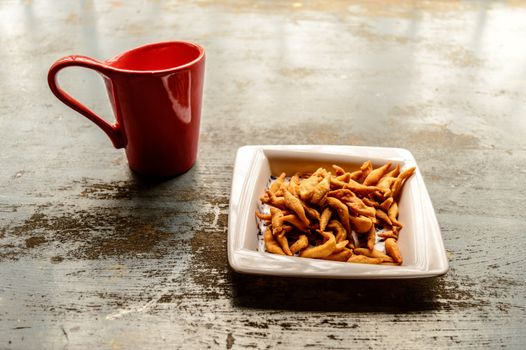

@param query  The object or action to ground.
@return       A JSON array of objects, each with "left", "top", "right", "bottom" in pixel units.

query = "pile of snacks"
[{"left": 256, "top": 161, "right": 415, "bottom": 265}]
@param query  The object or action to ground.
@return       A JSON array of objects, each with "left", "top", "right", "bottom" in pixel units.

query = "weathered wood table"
[{"left": 1, "top": 0, "right": 525, "bottom": 348}]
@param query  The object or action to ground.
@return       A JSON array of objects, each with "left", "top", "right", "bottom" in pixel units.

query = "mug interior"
[{"left": 107, "top": 42, "right": 203, "bottom": 72}]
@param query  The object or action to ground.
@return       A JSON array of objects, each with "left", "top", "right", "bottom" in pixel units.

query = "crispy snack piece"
[
  {"left": 354, "top": 248, "right": 393, "bottom": 263},
  {"left": 347, "top": 255, "right": 382, "bottom": 265},
  {"left": 327, "top": 220, "right": 347, "bottom": 243},
  {"left": 264, "top": 228, "right": 285, "bottom": 255},
  {"left": 319, "top": 207, "right": 332, "bottom": 231},
  {"left": 281, "top": 214, "right": 308, "bottom": 231},
  {"left": 298, "top": 170, "right": 322, "bottom": 202},
  {"left": 363, "top": 162, "right": 392, "bottom": 186},
  {"left": 332, "top": 164, "right": 346, "bottom": 176},
  {"left": 375, "top": 208, "right": 392, "bottom": 226},
  {"left": 388, "top": 202, "right": 402, "bottom": 228},
  {"left": 255, "top": 211, "right": 272, "bottom": 221},
  {"left": 270, "top": 208, "right": 285, "bottom": 236},
  {"left": 311, "top": 172, "right": 331, "bottom": 205},
  {"left": 276, "top": 234, "right": 293, "bottom": 256},
  {"left": 366, "top": 225, "right": 376, "bottom": 251},
  {"left": 385, "top": 238, "right": 402, "bottom": 264},
  {"left": 333, "top": 240, "right": 349, "bottom": 253},
  {"left": 269, "top": 172, "right": 286, "bottom": 194},
  {"left": 378, "top": 230, "right": 398, "bottom": 239},
  {"left": 284, "top": 189, "right": 310, "bottom": 226},
  {"left": 288, "top": 173, "right": 301, "bottom": 196},
  {"left": 358, "top": 160, "right": 373, "bottom": 182},
  {"left": 326, "top": 197, "right": 352, "bottom": 236},
  {"left": 349, "top": 215, "right": 372, "bottom": 234},
  {"left": 300, "top": 230, "right": 336, "bottom": 259},
  {"left": 290, "top": 234, "right": 309, "bottom": 254},
  {"left": 392, "top": 167, "right": 416, "bottom": 199},
  {"left": 380, "top": 197, "right": 394, "bottom": 212},
  {"left": 325, "top": 249, "right": 353, "bottom": 262},
  {"left": 302, "top": 202, "right": 321, "bottom": 221}
]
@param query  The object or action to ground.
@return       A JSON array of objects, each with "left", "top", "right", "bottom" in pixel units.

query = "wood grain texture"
[{"left": 0, "top": 0, "right": 525, "bottom": 348}]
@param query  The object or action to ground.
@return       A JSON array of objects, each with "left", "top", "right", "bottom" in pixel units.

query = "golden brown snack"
[
  {"left": 366, "top": 225, "right": 376, "bottom": 251},
  {"left": 258, "top": 162, "right": 415, "bottom": 265},
  {"left": 333, "top": 240, "right": 349, "bottom": 253},
  {"left": 269, "top": 172, "right": 286, "bottom": 194},
  {"left": 349, "top": 215, "right": 373, "bottom": 234},
  {"left": 319, "top": 207, "right": 332, "bottom": 231},
  {"left": 392, "top": 167, "right": 416, "bottom": 199},
  {"left": 325, "top": 249, "right": 353, "bottom": 262},
  {"left": 388, "top": 202, "right": 403, "bottom": 228},
  {"left": 354, "top": 248, "right": 393, "bottom": 263},
  {"left": 264, "top": 228, "right": 285, "bottom": 255},
  {"left": 298, "top": 171, "right": 321, "bottom": 201},
  {"left": 284, "top": 189, "right": 310, "bottom": 226},
  {"left": 326, "top": 197, "right": 352, "bottom": 235},
  {"left": 331, "top": 164, "right": 346, "bottom": 176},
  {"left": 270, "top": 208, "right": 285, "bottom": 236},
  {"left": 288, "top": 173, "right": 301, "bottom": 196},
  {"left": 281, "top": 214, "right": 309, "bottom": 231},
  {"left": 276, "top": 233, "right": 293, "bottom": 256},
  {"left": 255, "top": 211, "right": 272, "bottom": 221},
  {"left": 379, "top": 197, "right": 393, "bottom": 212},
  {"left": 327, "top": 220, "right": 347, "bottom": 243},
  {"left": 363, "top": 162, "right": 392, "bottom": 186},
  {"left": 347, "top": 255, "right": 383, "bottom": 265},
  {"left": 290, "top": 234, "right": 309, "bottom": 254},
  {"left": 311, "top": 172, "right": 331, "bottom": 205},
  {"left": 385, "top": 238, "right": 402, "bottom": 264},
  {"left": 378, "top": 230, "right": 398, "bottom": 239},
  {"left": 375, "top": 208, "right": 392, "bottom": 226},
  {"left": 300, "top": 230, "right": 336, "bottom": 259}
]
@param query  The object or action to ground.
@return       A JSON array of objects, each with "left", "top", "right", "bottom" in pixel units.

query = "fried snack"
[
  {"left": 379, "top": 197, "right": 393, "bottom": 212},
  {"left": 325, "top": 249, "right": 353, "bottom": 262},
  {"left": 298, "top": 170, "right": 322, "bottom": 201},
  {"left": 332, "top": 164, "right": 346, "bottom": 176},
  {"left": 366, "top": 225, "right": 376, "bottom": 251},
  {"left": 300, "top": 230, "right": 336, "bottom": 259},
  {"left": 319, "top": 207, "right": 332, "bottom": 231},
  {"left": 270, "top": 208, "right": 285, "bottom": 236},
  {"left": 264, "top": 228, "right": 285, "bottom": 255},
  {"left": 363, "top": 162, "right": 392, "bottom": 186},
  {"left": 281, "top": 214, "right": 309, "bottom": 231},
  {"left": 385, "top": 238, "right": 402, "bottom": 264},
  {"left": 347, "top": 255, "right": 383, "bottom": 265},
  {"left": 283, "top": 189, "right": 310, "bottom": 226},
  {"left": 311, "top": 172, "right": 331, "bottom": 205},
  {"left": 349, "top": 215, "right": 372, "bottom": 234},
  {"left": 276, "top": 233, "right": 293, "bottom": 256},
  {"left": 378, "top": 230, "right": 398, "bottom": 239},
  {"left": 375, "top": 208, "right": 392, "bottom": 226},
  {"left": 354, "top": 248, "right": 393, "bottom": 263},
  {"left": 290, "top": 235, "right": 309, "bottom": 254},
  {"left": 333, "top": 240, "right": 349, "bottom": 253},
  {"left": 288, "top": 173, "right": 301, "bottom": 196},
  {"left": 327, "top": 220, "right": 347, "bottom": 243},
  {"left": 388, "top": 202, "right": 402, "bottom": 228},
  {"left": 255, "top": 211, "right": 272, "bottom": 221},
  {"left": 326, "top": 197, "right": 352, "bottom": 236},
  {"left": 257, "top": 162, "right": 415, "bottom": 266}
]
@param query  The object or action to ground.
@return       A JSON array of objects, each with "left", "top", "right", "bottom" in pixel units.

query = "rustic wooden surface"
[{"left": 1, "top": 0, "right": 525, "bottom": 349}]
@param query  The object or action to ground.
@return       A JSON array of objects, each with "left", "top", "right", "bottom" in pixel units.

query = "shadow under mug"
[{"left": 48, "top": 41, "right": 206, "bottom": 177}]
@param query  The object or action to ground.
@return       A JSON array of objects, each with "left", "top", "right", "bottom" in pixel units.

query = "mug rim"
[{"left": 105, "top": 41, "right": 205, "bottom": 75}]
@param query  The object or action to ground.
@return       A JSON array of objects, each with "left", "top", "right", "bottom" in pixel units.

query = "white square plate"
[{"left": 227, "top": 145, "right": 448, "bottom": 279}]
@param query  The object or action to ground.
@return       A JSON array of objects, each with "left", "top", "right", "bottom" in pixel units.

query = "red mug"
[{"left": 48, "top": 41, "right": 205, "bottom": 177}]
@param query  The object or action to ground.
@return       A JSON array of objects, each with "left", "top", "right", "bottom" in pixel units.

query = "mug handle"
[{"left": 47, "top": 55, "right": 126, "bottom": 149}]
